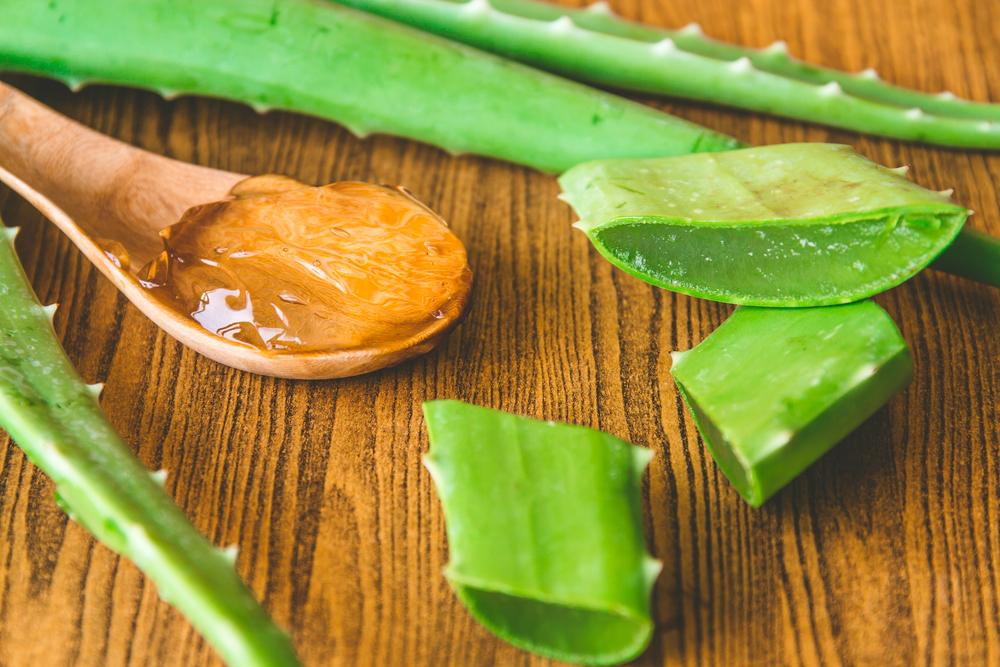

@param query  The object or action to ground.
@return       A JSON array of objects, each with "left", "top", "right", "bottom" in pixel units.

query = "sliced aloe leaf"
[
  {"left": 671, "top": 302, "right": 912, "bottom": 507},
  {"left": 423, "top": 400, "right": 660, "bottom": 666},
  {"left": 560, "top": 144, "right": 968, "bottom": 306}
]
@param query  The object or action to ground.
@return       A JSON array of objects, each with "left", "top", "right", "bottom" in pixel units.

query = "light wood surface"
[{"left": 1, "top": 0, "right": 997, "bottom": 664}]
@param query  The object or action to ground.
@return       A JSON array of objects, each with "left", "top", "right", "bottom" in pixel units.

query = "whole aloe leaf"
[
  {"left": 335, "top": 0, "right": 1000, "bottom": 148},
  {"left": 671, "top": 301, "right": 912, "bottom": 507},
  {"left": 423, "top": 400, "right": 660, "bottom": 666},
  {"left": 559, "top": 144, "right": 968, "bottom": 306},
  {"left": 0, "top": 0, "right": 737, "bottom": 174},
  {"left": 0, "top": 225, "right": 299, "bottom": 666}
]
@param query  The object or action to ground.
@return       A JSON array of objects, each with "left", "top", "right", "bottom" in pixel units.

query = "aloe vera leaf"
[
  {"left": 0, "top": 226, "right": 298, "bottom": 666},
  {"left": 671, "top": 301, "right": 912, "bottom": 507},
  {"left": 930, "top": 227, "right": 1000, "bottom": 287},
  {"left": 336, "top": 0, "right": 1000, "bottom": 147},
  {"left": 559, "top": 144, "right": 969, "bottom": 306},
  {"left": 0, "top": 0, "right": 740, "bottom": 175},
  {"left": 423, "top": 400, "right": 660, "bottom": 666}
]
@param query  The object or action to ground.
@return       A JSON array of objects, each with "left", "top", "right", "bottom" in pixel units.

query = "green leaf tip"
[
  {"left": 422, "top": 400, "right": 659, "bottom": 665},
  {"left": 559, "top": 143, "right": 969, "bottom": 306},
  {"left": 670, "top": 301, "right": 912, "bottom": 507}
]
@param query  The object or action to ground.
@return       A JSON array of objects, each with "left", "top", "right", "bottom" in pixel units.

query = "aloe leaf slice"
[
  {"left": 560, "top": 143, "right": 968, "bottom": 306},
  {"left": 423, "top": 400, "right": 660, "bottom": 666},
  {"left": 670, "top": 301, "right": 912, "bottom": 507},
  {"left": 0, "top": 225, "right": 299, "bottom": 666}
]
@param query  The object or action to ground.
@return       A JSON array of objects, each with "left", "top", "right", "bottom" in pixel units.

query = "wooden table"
[{"left": 1, "top": 1, "right": 997, "bottom": 665}]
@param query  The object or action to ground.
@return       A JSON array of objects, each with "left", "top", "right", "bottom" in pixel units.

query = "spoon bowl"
[{"left": 0, "top": 82, "right": 471, "bottom": 379}]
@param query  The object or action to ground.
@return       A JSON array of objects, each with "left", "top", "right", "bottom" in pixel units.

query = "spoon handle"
[{"left": 0, "top": 81, "right": 242, "bottom": 255}]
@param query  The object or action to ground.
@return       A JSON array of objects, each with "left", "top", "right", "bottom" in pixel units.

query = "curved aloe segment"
[
  {"left": 0, "top": 227, "right": 298, "bottom": 666},
  {"left": 336, "top": 0, "right": 1000, "bottom": 148},
  {"left": 671, "top": 301, "right": 912, "bottom": 507},
  {"left": 560, "top": 144, "right": 968, "bottom": 306},
  {"left": 423, "top": 400, "right": 660, "bottom": 665},
  {"left": 0, "top": 0, "right": 739, "bottom": 174}
]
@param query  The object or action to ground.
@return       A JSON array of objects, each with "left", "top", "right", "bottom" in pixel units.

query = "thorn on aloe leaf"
[
  {"left": 858, "top": 67, "right": 880, "bottom": 80},
  {"left": 150, "top": 469, "right": 168, "bottom": 486},
  {"left": 937, "top": 91, "right": 957, "bottom": 101},
  {"left": 42, "top": 303, "right": 59, "bottom": 320},
  {"left": 680, "top": 22, "right": 703, "bottom": 36},
  {"left": 222, "top": 544, "right": 239, "bottom": 564},
  {"left": 342, "top": 123, "right": 371, "bottom": 140},
  {"left": 818, "top": 81, "right": 842, "bottom": 97},
  {"left": 65, "top": 78, "right": 85, "bottom": 93},
  {"left": 251, "top": 102, "right": 272, "bottom": 114},
  {"left": 160, "top": 89, "right": 180, "bottom": 101},
  {"left": 586, "top": 1, "right": 612, "bottom": 15},
  {"left": 905, "top": 108, "right": 925, "bottom": 120},
  {"left": 85, "top": 382, "right": 105, "bottom": 399},
  {"left": 549, "top": 15, "right": 574, "bottom": 34},
  {"left": 890, "top": 165, "right": 911, "bottom": 176},
  {"left": 764, "top": 40, "right": 789, "bottom": 55},
  {"left": 938, "top": 188, "right": 955, "bottom": 198},
  {"left": 4, "top": 227, "right": 19, "bottom": 241},
  {"left": 643, "top": 556, "right": 663, "bottom": 586},
  {"left": 651, "top": 38, "right": 677, "bottom": 55},
  {"left": 728, "top": 57, "right": 753, "bottom": 74},
  {"left": 463, "top": 0, "right": 490, "bottom": 16}
]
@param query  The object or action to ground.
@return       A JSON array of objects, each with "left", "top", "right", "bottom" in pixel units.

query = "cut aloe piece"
[
  {"left": 671, "top": 302, "right": 912, "bottom": 507},
  {"left": 560, "top": 144, "right": 968, "bottom": 306},
  {"left": 423, "top": 400, "right": 660, "bottom": 666}
]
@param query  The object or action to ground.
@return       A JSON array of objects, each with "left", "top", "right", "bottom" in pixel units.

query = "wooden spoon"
[{"left": 0, "top": 82, "right": 471, "bottom": 379}]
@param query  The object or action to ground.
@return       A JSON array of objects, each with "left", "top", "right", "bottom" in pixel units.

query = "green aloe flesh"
[
  {"left": 0, "top": 226, "right": 299, "bottom": 666},
  {"left": 423, "top": 400, "right": 660, "bottom": 666},
  {"left": 560, "top": 144, "right": 969, "bottom": 306},
  {"left": 0, "top": 0, "right": 739, "bottom": 175},
  {"left": 336, "top": 0, "right": 1000, "bottom": 148},
  {"left": 671, "top": 301, "right": 912, "bottom": 507}
]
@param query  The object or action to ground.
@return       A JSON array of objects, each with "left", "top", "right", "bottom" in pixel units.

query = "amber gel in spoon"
[{"left": 137, "top": 175, "right": 472, "bottom": 355}]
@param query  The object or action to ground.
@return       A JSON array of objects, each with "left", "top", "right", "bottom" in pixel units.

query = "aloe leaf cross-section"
[
  {"left": 670, "top": 301, "right": 912, "bottom": 507},
  {"left": 560, "top": 144, "right": 969, "bottom": 306},
  {"left": 423, "top": 400, "right": 660, "bottom": 666}
]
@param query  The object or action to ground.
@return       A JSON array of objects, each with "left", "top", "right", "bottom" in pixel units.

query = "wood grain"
[{"left": 1, "top": 0, "right": 997, "bottom": 665}]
